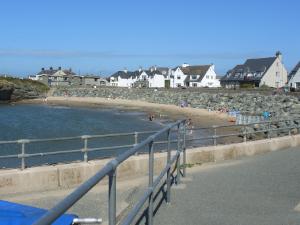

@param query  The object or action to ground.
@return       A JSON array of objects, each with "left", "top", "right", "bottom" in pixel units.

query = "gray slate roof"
[
  {"left": 222, "top": 57, "right": 277, "bottom": 82},
  {"left": 37, "top": 68, "right": 76, "bottom": 76},
  {"left": 110, "top": 66, "right": 169, "bottom": 80}
]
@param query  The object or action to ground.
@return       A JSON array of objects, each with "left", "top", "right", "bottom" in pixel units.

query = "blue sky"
[{"left": 0, "top": 0, "right": 299, "bottom": 77}]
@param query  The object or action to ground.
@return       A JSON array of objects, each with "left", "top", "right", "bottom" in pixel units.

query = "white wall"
[
  {"left": 149, "top": 74, "right": 165, "bottom": 88},
  {"left": 288, "top": 69, "right": 300, "bottom": 89},
  {"left": 171, "top": 68, "right": 187, "bottom": 88},
  {"left": 260, "top": 57, "right": 288, "bottom": 88},
  {"left": 110, "top": 76, "right": 137, "bottom": 87},
  {"left": 198, "top": 66, "right": 221, "bottom": 88}
]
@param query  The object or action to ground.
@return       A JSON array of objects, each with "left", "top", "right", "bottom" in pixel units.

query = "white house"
[
  {"left": 141, "top": 67, "right": 169, "bottom": 88},
  {"left": 221, "top": 52, "right": 288, "bottom": 88},
  {"left": 109, "top": 70, "right": 139, "bottom": 87},
  {"left": 171, "top": 63, "right": 220, "bottom": 88},
  {"left": 288, "top": 62, "right": 300, "bottom": 89},
  {"left": 109, "top": 67, "right": 169, "bottom": 88}
]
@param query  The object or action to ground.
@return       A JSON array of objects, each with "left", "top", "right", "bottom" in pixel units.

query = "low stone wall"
[{"left": 1, "top": 135, "right": 300, "bottom": 195}]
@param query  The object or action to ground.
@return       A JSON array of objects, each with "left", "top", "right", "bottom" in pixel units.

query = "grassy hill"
[{"left": 0, "top": 77, "right": 49, "bottom": 101}]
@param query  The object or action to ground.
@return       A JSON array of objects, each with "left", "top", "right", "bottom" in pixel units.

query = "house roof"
[
  {"left": 37, "top": 68, "right": 76, "bottom": 76},
  {"left": 173, "top": 65, "right": 211, "bottom": 82},
  {"left": 110, "top": 70, "right": 141, "bottom": 79},
  {"left": 222, "top": 57, "right": 277, "bottom": 81},
  {"left": 288, "top": 61, "right": 300, "bottom": 80},
  {"left": 83, "top": 75, "right": 102, "bottom": 79},
  {"left": 180, "top": 65, "right": 211, "bottom": 76}
]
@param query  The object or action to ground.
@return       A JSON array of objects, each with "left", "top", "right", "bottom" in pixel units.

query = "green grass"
[{"left": 0, "top": 77, "right": 49, "bottom": 93}]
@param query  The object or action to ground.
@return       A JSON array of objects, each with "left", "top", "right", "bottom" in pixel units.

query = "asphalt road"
[{"left": 154, "top": 147, "right": 300, "bottom": 225}]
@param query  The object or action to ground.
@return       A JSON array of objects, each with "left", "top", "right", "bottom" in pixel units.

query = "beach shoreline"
[{"left": 21, "top": 96, "right": 232, "bottom": 127}]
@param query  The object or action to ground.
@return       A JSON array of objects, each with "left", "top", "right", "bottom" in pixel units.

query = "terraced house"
[
  {"left": 171, "top": 63, "right": 220, "bottom": 88},
  {"left": 109, "top": 67, "right": 169, "bottom": 88},
  {"left": 32, "top": 67, "right": 81, "bottom": 86},
  {"left": 221, "top": 52, "right": 288, "bottom": 88},
  {"left": 288, "top": 62, "right": 300, "bottom": 90}
]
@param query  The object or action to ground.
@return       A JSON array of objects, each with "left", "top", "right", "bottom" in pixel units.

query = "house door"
[{"left": 165, "top": 80, "right": 170, "bottom": 88}]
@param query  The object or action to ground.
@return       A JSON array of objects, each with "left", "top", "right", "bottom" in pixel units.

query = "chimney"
[
  {"left": 276, "top": 51, "right": 282, "bottom": 61},
  {"left": 150, "top": 66, "right": 154, "bottom": 72},
  {"left": 154, "top": 65, "right": 157, "bottom": 71},
  {"left": 124, "top": 67, "right": 128, "bottom": 73},
  {"left": 139, "top": 66, "right": 142, "bottom": 73},
  {"left": 58, "top": 66, "right": 62, "bottom": 70},
  {"left": 210, "top": 63, "right": 215, "bottom": 71}
]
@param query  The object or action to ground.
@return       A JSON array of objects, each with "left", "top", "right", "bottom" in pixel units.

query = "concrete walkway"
[
  {"left": 154, "top": 147, "right": 300, "bottom": 225},
  {"left": 3, "top": 147, "right": 300, "bottom": 225}
]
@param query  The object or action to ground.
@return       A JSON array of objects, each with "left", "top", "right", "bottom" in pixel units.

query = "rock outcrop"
[{"left": 0, "top": 77, "right": 49, "bottom": 102}]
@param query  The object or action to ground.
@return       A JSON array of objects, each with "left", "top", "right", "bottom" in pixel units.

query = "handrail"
[
  {"left": 1, "top": 117, "right": 300, "bottom": 170},
  {"left": 32, "top": 120, "right": 186, "bottom": 225}
]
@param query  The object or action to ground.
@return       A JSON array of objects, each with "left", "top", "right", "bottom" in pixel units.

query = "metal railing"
[
  {"left": 186, "top": 117, "right": 300, "bottom": 146},
  {"left": 0, "top": 130, "right": 158, "bottom": 170},
  {"left": 1, "top": 117, "right": 300, "bottom": 170},
  {"left": 32, "top": 120, "right": 186, "bottom": 225}
]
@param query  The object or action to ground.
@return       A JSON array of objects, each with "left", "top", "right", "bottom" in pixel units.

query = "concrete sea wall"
[{"left": 1, "top": 135, "right": 300, "bottom": 195}]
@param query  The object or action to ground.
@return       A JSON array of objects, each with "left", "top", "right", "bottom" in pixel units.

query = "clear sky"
[{"left": 0, "top": 0, "right": 299, "bottom": 77}]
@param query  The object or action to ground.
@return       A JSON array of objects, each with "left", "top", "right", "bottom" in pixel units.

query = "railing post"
[
  {"left": 148, "top": 140, "right": 154, "bottom": 225},
  {"left": 166, "top": 129, "right": 171, "bottom": 204},
  {"left": 213, "top": 125, "right": 217, "bottom": 146},
  {"left": 108, "top": 169, "right": 117, "bottom": 225},
  {"left": 243, "top": 125, "right": 247, "bottom": 142},
  {"left": 134, "top": 132, "right": 138, "bottom": 156},
  {"left": 176, "top": 124, "right": 181, "bottom": 185},
  {"left": 183, "top": 121, "right": 187, "bottom": 178},
  {"left": 18, "top": 139, "right": 29, "bottom": 170},
  {"left": 21, "top": 142, "right": 26, "bottom": 170},
  {"left": 82, "top": 136, "right": 89, "bottom": 163},
  {"left": 267, "top": 121, "right": 271, "bottom": 139}
]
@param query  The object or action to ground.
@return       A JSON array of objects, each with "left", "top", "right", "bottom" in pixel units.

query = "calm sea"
[
  {"left": 0, "top": 104, "right": 169, "bottom": 168},
  {"left": 0, "top": 104, "right": 209, "bottom": 169}
]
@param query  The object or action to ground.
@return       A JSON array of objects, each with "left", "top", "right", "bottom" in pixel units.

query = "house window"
[
  {"left": 191, "top": 75, "right": 197, "bottom": 80},
  {"left": 193, "top": 83, "right": 197, "bottom": 87},
  {"left": 206, "top": 75, "right": 209, "bottom": 79},
  {"left": 177, "top": 76, "right": 181, "bottom": 79},
  {"left": 94, "top": 78, "right": 98, "bottom": 82}
]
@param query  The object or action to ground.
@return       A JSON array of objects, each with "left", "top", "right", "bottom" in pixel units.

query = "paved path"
[
  {"left": 154, "top": 147, "right": 300, "bottom": 225},
  {"left": 3, "top": 147, "right": 300, "bottom": 225}
]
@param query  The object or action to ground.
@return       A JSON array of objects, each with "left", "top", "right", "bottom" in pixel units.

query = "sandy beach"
[{"left": 24, "top": 96, "right": 232, "bottom": 127}]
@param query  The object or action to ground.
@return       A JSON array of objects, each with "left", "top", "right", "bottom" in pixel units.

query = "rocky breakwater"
[
  {"left": 53, "top": 87, "right": 299, "bottom": 116},
  {"left": 53, "top": 87, "right": 300, "bottom": 139},
  {"left": 0, "top": 77, "right": 49, "bottom": 102}
]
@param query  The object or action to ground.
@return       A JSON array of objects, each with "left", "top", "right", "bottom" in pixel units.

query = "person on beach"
[
  {"left": 187, "top": 118, "right": 193, "bottom": 134},
  {"left": 149, "top": 114, "right": 154, "bottom": 121}
]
